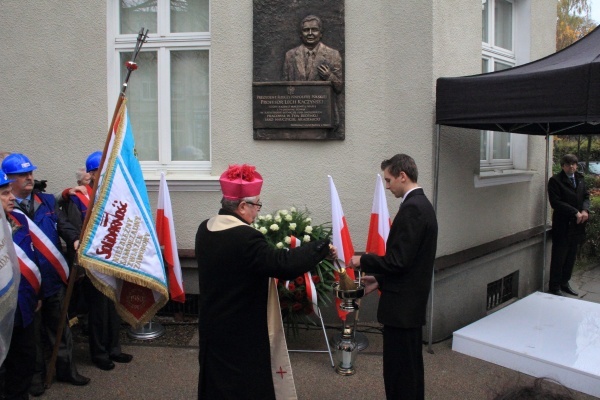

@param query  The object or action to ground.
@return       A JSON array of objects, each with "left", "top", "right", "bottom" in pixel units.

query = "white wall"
[
  {"left": 432, "top": 0, "right": 556, "bottom": 256},
  {"left": 212, "top": 0, "right": 435, "bottom": 253},
  {"left": 0, "top": 0, "right": 555, "bottom": 265},
  {"left": 0, "top": 1, "right": 107, "bottom": 189}
]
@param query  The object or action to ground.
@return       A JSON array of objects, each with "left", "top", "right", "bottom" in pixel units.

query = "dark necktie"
[
  {"left": 570, "top": 177, "right": 576, "bottom": 188},
  {"left": 305, "top": 50, "right": 315, "bottom": 79}
]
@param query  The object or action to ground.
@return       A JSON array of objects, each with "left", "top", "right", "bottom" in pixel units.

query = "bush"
[
  {"left": 554, "top": 135, "right": 600, "bottom": 163},
  {"left": 554, "top": 136, "right": 600, "bottom": 266},
  {"left": 585, "top": 174, "right": 600, "bottom": 190},
  {"left": 579, "top": 196, "right": 600, "bottom": 259}
]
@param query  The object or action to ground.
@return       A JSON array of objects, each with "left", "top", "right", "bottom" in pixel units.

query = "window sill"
[
  {"left": 143, "top": 172, "right": 220, "bottom": 192},
  {"left": 474, "top": 169, "right": 535, "bottom": 188}
]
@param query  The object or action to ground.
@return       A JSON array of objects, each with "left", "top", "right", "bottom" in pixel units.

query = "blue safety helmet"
[
  {"left": 86, "top": 151, "right": 102, "bottom": 173},
  {"left": 0, "top": 169, "right": 13, "bottom": 187},
  {"left": 1, "top": 153, "right": 37, "bottom": 174}
]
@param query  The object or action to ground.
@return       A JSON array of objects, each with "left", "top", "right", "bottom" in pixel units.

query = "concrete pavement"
[{"left": 34, "top": 265, "right": 600, "bottom": 399}]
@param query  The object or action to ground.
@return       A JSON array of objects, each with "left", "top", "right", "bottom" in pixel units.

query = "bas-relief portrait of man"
[
  {"left": 253, "top": 0, "right": 345, "bottom": 140},
  {"left": 283, "top": 15, "right": 343, "bottom": 95}
]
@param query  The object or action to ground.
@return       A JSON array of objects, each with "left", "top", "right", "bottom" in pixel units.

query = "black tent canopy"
[
  {"left": 427, "top": 26, "right": 600, "bottom": 349},
  {"left": 436, "top": 25, "right": 600, "bottom": 135}
]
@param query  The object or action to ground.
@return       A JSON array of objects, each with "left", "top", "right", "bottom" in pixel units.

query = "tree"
[
  {"left": 556, "top": 0, "right": 598, "bottom": 169},
  {"left": 556, "top": 0, "right": 597, "bottom": 51}
]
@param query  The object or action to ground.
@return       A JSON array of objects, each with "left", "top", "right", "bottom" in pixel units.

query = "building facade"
[{"left": 0, "top": 0, "right": 556, "bottom": 340}]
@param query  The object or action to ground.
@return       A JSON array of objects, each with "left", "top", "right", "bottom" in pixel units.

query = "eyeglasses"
[{"left": 245, "top": 200, "right": 262, "bottom": 210}]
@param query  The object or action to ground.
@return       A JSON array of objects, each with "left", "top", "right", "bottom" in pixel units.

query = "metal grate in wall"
[
  {"left": 486, "top": 270, "right": 519, "bottom": 311},
  {"left": 157, "top": 294, "right": 200, "bottom": 317}
]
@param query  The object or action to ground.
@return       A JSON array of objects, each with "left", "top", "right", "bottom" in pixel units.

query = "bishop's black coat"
[{"left": 195, "top": 209, "right": 329, "bottom": 399}]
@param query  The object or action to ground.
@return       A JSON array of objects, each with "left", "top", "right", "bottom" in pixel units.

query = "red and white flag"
[
  {"left": 156, "top": 173, "right": 185, "bottom": 303},
  {"left": 328, "top": 175, "right": 355, "bottom": 321},
  {"left": 288, "top": 235, "right": 317, "bottom": 308},
  {"left": 365, "top": 174, "right": 391, "bottom": 256}
]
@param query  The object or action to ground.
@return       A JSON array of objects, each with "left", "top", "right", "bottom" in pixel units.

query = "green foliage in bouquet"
[{"left": 252, "top": 207, "right": 335, "bottom": 337}]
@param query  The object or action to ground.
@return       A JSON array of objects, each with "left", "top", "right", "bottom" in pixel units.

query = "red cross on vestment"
[{"left": 276, "top": 366, "right": 287, "bottom": 379}]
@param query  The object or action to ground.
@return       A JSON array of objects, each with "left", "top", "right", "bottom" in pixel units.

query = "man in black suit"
[
  {"left": 349, "top": 154, "right": 438, "bottom": 400},
  {"left": 548, "top": 154, "right": 590, "bottom": 296}
]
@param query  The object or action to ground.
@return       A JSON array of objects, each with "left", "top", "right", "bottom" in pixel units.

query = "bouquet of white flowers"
[{"left": 253, "top": 207, "right": 335, "bottom": 336}]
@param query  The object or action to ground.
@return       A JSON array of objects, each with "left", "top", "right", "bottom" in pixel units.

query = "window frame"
[
  {"left": 480, "top": 0, "right": 516, "bottom": 172},
  {"left": 477, "top": 0, "right": 533, "bottom": 187},
  {"left": 107, "top": 0, "right": 214, "bottom": 183}
]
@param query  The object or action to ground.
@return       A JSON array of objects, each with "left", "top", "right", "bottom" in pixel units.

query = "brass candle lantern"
[
  {"left": 334, "top": 326, "right": 357, "bottom": 375},
  {"left": 332, "top": 268, "right": 365, "bottom": 375}
]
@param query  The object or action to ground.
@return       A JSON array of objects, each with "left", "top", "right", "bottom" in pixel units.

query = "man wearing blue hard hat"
[
  {"left": 62, "top": 150, "right": 133, "bottom": 372},
  {"left": 0, "top": 169, "right": 41, "bottom": 399},
  {"left": 2, "top": 153, "right": 90, "bottom": 392}
]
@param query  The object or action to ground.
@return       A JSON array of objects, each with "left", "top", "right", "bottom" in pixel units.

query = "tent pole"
[
  {"left": 427, "top": 124, "right": 441, "bottom": 353},
  {"left": 542, "top": 133, "right": 550, "bottom": 291}
]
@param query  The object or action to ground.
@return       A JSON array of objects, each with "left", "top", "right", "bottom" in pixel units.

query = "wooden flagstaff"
[{"left": 45, "top": 28, "right": 149, "bottom": 388}]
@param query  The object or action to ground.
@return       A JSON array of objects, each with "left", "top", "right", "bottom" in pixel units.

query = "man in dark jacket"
[
  {"left": 349, "top": 154, "right": 438, "bottom": 400},
  {"left": 61, "top": 151, "right": 132, "bottom": 371},
  {"left": 195, "top": 164, "right": 335, "bottom": 400},
  {"left": 2, "top": 153, "right": 90, "bottom": 392},
  {"left": 0, "top": 170, "right": 41, "bottom": 400},
  {"left": 548, "top": 153, "right": 590, "bottom": 296}
]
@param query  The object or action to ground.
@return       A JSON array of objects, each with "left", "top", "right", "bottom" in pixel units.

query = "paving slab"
[{"left": 30, "top": 265, "right": 600, "bottom": 400}]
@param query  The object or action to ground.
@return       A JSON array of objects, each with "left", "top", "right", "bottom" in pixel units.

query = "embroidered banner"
[{"left": 78, "top": 100, "right": 168, "bottom": 327}]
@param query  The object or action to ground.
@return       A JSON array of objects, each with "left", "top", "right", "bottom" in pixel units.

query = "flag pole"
[{"left": 44, "top": 28, "right": 149, "bottom": 388}]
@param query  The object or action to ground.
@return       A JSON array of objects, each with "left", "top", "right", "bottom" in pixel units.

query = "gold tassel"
[{"left": 338, "top": 267, "right": 357, "bottom": 291}]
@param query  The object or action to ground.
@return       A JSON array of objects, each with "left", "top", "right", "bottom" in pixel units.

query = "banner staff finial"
[{"left": 121, "top": 27, "right": 149, "bottom": 96}]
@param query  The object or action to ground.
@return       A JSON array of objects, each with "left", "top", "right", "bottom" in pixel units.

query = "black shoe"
[
  {"left": 56, "top": 372, "right": 90, "bottom": 386},
  {"left": 94, "top": 358, "right": 115, "bottom": 371},
  {"left": 549, "top": 288, "right": 563, "bottom": 296},
  {"left": 110, "top": 353, "right": 133, "bottom": 363},
  {"left": 561, "top": 284, "right": 579, "bottom": 296},
  {"left": 28, "top": 381, "right": 45, "bottom": 397}
]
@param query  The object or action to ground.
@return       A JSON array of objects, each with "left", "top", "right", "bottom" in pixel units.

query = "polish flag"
[
  {"left": 283, "top": 236, "right": 302, "bottom": 289},
  {"left": 289, "top": 236, "right": 318, "bottom": 308},
  {"left": 328, "top": 175, "right": 355, "bottom": 321},
  {"left": 156, "top": 172, "right": 185, "bottom": 303},
  {"left": 365, "top": 174, "right": 391, "bottom": 256}
]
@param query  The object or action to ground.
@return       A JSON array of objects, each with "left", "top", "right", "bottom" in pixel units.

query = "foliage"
[
  {"left": 579, "top": 196, "right": 600, "bottom": 260},
  {"left": 557, "top": 0, "right": 597, "bottom": 51},
  {"left": 553, "top": 135, "right": 600, "bottom": 267},
  {"left": 553, "top": 135, "right": 600, "bottom": 164},
  {"left": 252, "top": 207, "right": 335, "bottom": 337}
]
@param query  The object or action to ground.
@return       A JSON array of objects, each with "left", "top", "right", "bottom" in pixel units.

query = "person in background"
[
  {"left": 0, "top": 170, "right": 41, "bottom": 400},
  {"left": 75, "top": 167, "right": 91, "bottom": 187},
  {"left": 547, "top": 153, "right": 590, "bottom": 296},
  {"left": 1, "top": 153, "right": 89, "bottom": 392},
  {"left": 61, "top": 151, "right": 133, "bottom": 371},
  {"left": 349, "top": 154, "right": 438, "bottom": 400}
]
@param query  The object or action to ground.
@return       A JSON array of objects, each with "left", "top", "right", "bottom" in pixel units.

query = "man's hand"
[
  {"left": 576, "top": 210, "right": 590, "bottom": 224},
  {"left": 70, "top": 186, "right": 89, "bottom": 197},
  {"left": 361, "top": 275, "right": 379, "bottom": 295},
  {"left": 348, "top": 255, "right": 361, "bottom": 270},
  {"left": 317, "top": 64, "right": 331, "bottom": 80},
  {"left": 327, "top": 244, "right": 338, "bottom": 261}
]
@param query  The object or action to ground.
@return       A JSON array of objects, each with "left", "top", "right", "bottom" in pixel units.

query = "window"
[
  {"left": 476, "top": 0, "right": 533, "bottom": 187},
  {"left": 108, "top": 0, "right": 211, "bottom": 180},
  {"left": 481, "top": 0, "right": 515, "bottom": 170}
]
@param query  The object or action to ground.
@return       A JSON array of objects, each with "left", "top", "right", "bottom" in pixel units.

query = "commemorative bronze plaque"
[
  {"left": 253, "top": 82, "right": 333, "bottom": 129},
  {"left": 253, "top": 0, "right": 345, "bottom": 140}
]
